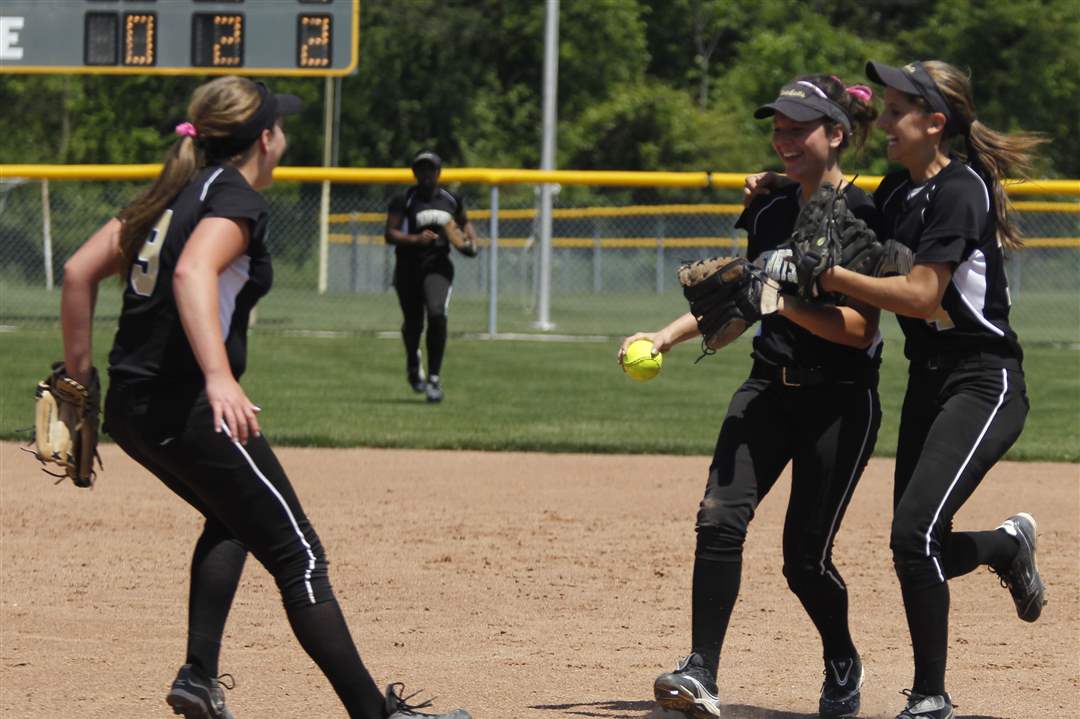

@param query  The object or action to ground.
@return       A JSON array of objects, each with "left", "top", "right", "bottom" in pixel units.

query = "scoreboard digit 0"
[{"left": 0, "top": 1, "right": 359, "bottom": 76}]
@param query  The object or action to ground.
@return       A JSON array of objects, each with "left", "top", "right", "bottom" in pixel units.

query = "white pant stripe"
[
  {"left": 820, "top": 388, "right": 875, "bottom": 590},
  {"left": 223, "top": 425, "right": 317, "bottom": 604},
  {"left": 923, "top": 368, "right": 1009, "bottom": 582}
]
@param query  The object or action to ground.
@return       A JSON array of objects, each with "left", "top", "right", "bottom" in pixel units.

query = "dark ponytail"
[{"left": 797, "top": 74, "right": 878, "bottom": 154}]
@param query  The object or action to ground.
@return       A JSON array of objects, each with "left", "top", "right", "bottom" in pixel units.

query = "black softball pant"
[
  {"left": 890, "top": 361, "right": 1028, "bottom": 589},
  {"left": 889, "top": 360, "right": 1027, "bottom": 697},
  {"left": 104, "top": 380, "right": 386, "bottom": 718},
  {"left": 691, "top": 375, "right": 881, "bottom": 671},
  {"left": 394, "top": 261, "right": 454, "bottom": 378}
]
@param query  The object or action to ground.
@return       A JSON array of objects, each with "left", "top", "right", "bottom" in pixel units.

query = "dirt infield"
[{"left": 1, "top": 442, "right": 1076, "bottom": 719}]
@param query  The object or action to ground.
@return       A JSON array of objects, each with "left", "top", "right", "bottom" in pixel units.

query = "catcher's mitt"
[
  {"left": 678, "top": 256, "right": 781, "bottom": 353},
  {"left": 787, "top": 182, "right": 882, "bottom": 298},
  {"left": 30, "top": 362, "right": 102, "bottom": 488}
]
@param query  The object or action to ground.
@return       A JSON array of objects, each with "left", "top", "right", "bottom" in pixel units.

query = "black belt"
[{"left": 750, "top": 360, "right": 877, "bottom": 388}]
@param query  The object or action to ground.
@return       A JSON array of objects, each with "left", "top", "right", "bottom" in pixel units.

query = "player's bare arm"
[
  {"left": 60, "top": 218, "right": 123, "bottom": 386},
  {"left": 385, "top": 211, "right": 438, "bottom": 245},
  {"left": 821, "top": 262, "right": 951, "bottom": 319},
  {"left": 778, "top": 297, "right": 881, "bottom": 349},
  {"left": 174, "top": 216, "right": 261, "bottom": 443},
  {"left": 618, "top": 312, "right": 700, "bottom": 363}
]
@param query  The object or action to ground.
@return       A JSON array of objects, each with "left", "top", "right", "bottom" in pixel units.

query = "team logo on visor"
[{"left": 780, "top": 88, "right": 808, "bottom": 98}]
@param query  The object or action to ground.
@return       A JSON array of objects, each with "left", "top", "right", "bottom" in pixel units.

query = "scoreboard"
[{"left": 0, "top": 1, "right": 359, "bottom": 76}]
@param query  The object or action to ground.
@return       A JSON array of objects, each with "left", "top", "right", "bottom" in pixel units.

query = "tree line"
[{"left": 2, "top": 0, "right": 1076, "bottom": 188}]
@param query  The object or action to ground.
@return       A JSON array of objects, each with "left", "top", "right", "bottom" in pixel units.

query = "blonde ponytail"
[
  {"left": 116, "top": 76, "right": 263, "bottom": 276},
  {"left": 923, "top": 61, "right": 1048, "bottom": 251}
]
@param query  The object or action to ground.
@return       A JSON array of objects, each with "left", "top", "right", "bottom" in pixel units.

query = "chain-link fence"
[{"left": 2, "top": 177, "right": 1078, "bottom": 344}]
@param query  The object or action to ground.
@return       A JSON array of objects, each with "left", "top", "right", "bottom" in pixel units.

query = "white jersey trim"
[
  {"left": 753, "top": 195, "right": 789, "bottom": 238},
  {"left": 200, "top": 168, "right": 225, "bottom": 202},
  {"left": 218, "top": 254, "right": 251, "bottom": 338},
  {"left": 950, "top": 249, "right": 1005, "bottom": 337},
  {"left": 879, "top": 180, "right": 909, "bottom": 215},
  {"left": 959, "top": 163, "right": 991, "bottom": 213}
]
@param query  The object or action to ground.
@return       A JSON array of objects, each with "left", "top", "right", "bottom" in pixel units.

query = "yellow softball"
[{"left": 622, "top": 339, "right": 663, "bottom": 381}]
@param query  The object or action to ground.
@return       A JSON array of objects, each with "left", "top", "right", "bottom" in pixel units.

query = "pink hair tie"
[
  {"left": 174, "top": 122, "right": 198, "bottom": 138},
  {"left": 845, "top": 85, "right": 873, "bottom": 103}
]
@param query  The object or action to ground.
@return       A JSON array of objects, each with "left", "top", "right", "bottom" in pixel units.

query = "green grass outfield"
[{"left": 2, "top": 327, "right": 1077, "bottom": 461}]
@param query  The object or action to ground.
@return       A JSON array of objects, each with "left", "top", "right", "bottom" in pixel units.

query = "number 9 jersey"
[{"left": 109, "top": 165, "right": 271, "bottom": 383}]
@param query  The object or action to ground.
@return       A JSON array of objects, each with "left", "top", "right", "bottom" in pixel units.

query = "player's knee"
[
  {"left": 782, "top": 556, "right": 841, "bottom": 596},
  {"left": 694, "top": 513, "right": 747, "bottom": 563},
  {"left": 273, "top": 530, "right": 334, "bottom": 608}
]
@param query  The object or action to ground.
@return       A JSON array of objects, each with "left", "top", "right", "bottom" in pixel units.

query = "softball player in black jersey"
[
  {"left": 58, "top": 77, "right": 469, "bottom": 719},
  {"left": 385, "top": 150, "right": 480, "bottom": 403},
  {"left": 809, "top": 61, "right": 1049, "bottom": 719},
  {"left": 620, "top": 75, "right": 882, "bottom": 719}
]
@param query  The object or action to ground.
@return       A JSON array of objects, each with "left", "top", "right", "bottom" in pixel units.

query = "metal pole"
[
  {"left": 41, "top": 179, "right": 54, "bottom": 291},
  {"left": 656, "top": 216, "right": 665, "bottom": 294},
  {"left": 488, "top": 186, "right": 499, "bottom": 336},
  {"left": 535, "top": 0, "right": 559, "bottom": 330},
  {"left": 317, "top": 76, "right": 335, "bottom": 294}
]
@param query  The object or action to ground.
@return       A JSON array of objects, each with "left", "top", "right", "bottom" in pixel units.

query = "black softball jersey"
[
  {"left": 109, "top": 165, "right": 272, "bottom": 383},
  {"left": 388, "top": 185, "right": 469, "bottom": 269},
  {"left": 874, "top": 159, "right": 1022, "bottom": 364},
  {"left": 736, "top": 182, "right": 886, "bottom": 372}
]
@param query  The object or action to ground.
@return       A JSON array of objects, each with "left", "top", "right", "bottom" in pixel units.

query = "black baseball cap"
[
  {"left": 754, "top": 81, "right": 851, "bottom": 133},
  {"left": 865, "top": 60, "right": 953, "bottom": 125},
  {"left": 411, "top": 150, "right": 442, "bottom": 171}
]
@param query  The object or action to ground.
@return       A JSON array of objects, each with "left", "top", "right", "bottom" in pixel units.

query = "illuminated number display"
[
  {"left": 123, "top": 13, "right": 156, "bottom": 66},
  {"left": 298, "top": 15, "right": 332, "bottom": 68},
  {"left": 192, "top": 14, "right": 244, "bottom": 67},
  {"left": 3, "top": 1, "right": 358, "bottom": 76}
]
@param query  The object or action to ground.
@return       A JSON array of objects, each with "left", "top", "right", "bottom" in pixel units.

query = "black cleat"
[
  {"left": 653, "top": 653, "right": 721, "bottom": 718},
  {"left": 385, "top": 683, "right": 471, "bottom": 718},
  {"left": 991, "top": 512, "right": 1047, "bottom": 622},
  {"left": 819, "top": 655, "right": 863, "bottom": 717},
  {"left": 895, "top": 690, "right": 954, "bottom": 719},
  {"left": 408, "top": 367, "right": 427, "bottom": 393},
  {"left": 166, "top": 664, "right": 236, "bottom": 719},
  {"left": 425, "top": 375, "right": 444, "bottom": 403}
]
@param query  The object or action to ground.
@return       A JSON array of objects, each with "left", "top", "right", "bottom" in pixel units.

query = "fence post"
[
  {"left": 488, "top": 186, "right": 499, "bottom": 337},
  {"left": 41, "top": 179, "right": 54, "bottom": 291},
  {"left": 655, "top": 216, "right": 665, "bottom": 294},
  {"left": 349, "top": 215, "right": 360, "bottom": 293},
  {"left": 592, "top": 223, "right": 602, "bottom": 293}
]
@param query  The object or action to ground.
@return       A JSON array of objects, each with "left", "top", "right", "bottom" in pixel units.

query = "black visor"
[
  {"left": 754, "top": 81, "right": 852, "bottom": 133},
  {"left": 201, "top": 82, "right": 303, "bottom": 160},
  {"left": 866, "top": 60, "right": 953, "bottom": 125}
]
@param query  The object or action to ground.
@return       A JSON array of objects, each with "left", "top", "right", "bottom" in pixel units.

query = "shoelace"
[
  {"left": 213, "top": 673, "right": 236, "bottom": 691},
  {"left": 389, "top": 683, "right": 436, "bottom": 714},
  {"left": 899, "top": 689, "right": 958, "bottom": 712},
  {"left": 988, "top": 564, "right": 1012, "bottom": 589}
]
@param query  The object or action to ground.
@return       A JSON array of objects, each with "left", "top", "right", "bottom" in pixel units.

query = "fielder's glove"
[
  {"left": 443, "top": 218, "right": 478, "bottom": 258},
  {"left": 29, "top": 362, "right": 102, "bottom": 488},
  {"left": 786, "top": 182, "right": 882, "bottom": 298},
  {"left": 678, "top": 256, "right": 781, "bottom": 355},
  {"left": 414, "top": 209, "right": 478, "bottom": 258}
]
